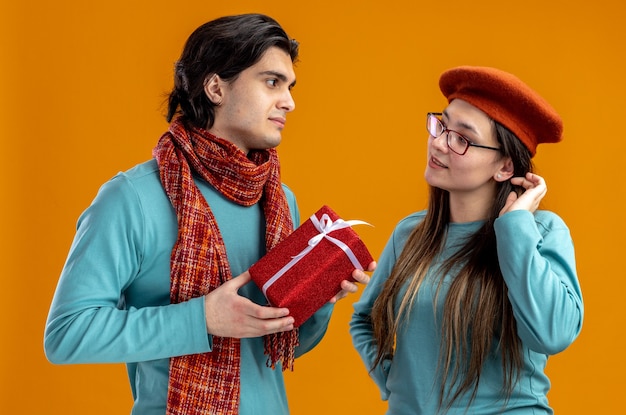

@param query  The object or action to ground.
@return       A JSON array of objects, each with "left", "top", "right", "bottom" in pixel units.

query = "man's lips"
[{"left": 269, "top": 117, "right": 286, "bottom": 128}]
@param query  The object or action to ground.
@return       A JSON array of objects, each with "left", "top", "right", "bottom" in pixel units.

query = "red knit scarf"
[{"left": 153, "top": 118, "right": 297, "bottom": 415}]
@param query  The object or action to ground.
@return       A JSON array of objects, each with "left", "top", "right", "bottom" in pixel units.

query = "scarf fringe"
[{"left": 264, "top": 328, "right": 300, "bottom": 371}]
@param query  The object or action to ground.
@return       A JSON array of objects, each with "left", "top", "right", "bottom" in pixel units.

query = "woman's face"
[{"left": 424, "top": 99, "right": 507, "bottom": 198}]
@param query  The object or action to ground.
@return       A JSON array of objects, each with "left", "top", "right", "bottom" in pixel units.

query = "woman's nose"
[{"left": 430, "top": 132, "right": 449, "bottom": 152}]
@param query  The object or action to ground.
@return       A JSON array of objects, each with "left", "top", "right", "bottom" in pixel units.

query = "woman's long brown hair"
[{"left": 370, "top": 122, "right": 533, "bottom": 411}]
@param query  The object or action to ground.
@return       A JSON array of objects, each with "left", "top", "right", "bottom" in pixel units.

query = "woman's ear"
[
  {"left": 495, "top": 157, "right": 514, "bottom": 182},
  {"left": 204, "top": 73, "right": 224, "bottom": 106}
]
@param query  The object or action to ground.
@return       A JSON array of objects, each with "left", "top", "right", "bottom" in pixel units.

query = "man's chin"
[
  {"left": 263, "top": 136, "right": 283, "bottom": 150},
  {"left": 247, "top": 138, "right": 282, "bottom": 154}
]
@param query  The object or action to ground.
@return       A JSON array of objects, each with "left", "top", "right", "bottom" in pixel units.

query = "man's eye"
[{"left": 267, "top": 79, "right": 278, "bottom": 87}]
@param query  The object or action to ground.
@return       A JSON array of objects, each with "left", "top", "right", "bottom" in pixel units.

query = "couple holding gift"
[{"left": 44, "top": 13, "right": 583, "bottom": 415}]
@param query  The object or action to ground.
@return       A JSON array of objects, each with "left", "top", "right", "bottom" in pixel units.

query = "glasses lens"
[
  {"left": 427, "top": 114, "right": 442, "bottom": 137},
  {"left": 447, "top": 131, "right": 469, "bottom": 155}
]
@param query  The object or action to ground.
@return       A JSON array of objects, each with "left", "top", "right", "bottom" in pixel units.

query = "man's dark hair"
[{"left": 166, "top": 13, "right": 299, "bottom": 129}]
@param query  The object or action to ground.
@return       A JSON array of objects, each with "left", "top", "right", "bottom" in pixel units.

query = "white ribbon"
[{"left": 261, "top": 213, "right": 370, "bottom": 297}]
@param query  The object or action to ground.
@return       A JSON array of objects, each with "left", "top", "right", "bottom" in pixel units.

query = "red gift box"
[{"left": 249, "top": 205, "right": 373, "bottom": 327}]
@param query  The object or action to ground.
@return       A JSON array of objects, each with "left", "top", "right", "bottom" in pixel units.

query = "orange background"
[{"left": 2, "top": 0, "right": 624, "bottom": 413}]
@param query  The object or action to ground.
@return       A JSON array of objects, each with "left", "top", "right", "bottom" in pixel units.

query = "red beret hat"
[{"left": 439, "top": 66, "right": 563, "bottom": 156}]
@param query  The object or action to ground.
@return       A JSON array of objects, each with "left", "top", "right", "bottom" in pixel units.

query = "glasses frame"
[{"left": 427, "top": 112, "right": 501, "bottom": 155}]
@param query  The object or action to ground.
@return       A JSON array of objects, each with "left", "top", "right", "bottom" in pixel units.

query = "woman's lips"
[{"left": 430, "top": 156, "right": 448, "bottom": 168}]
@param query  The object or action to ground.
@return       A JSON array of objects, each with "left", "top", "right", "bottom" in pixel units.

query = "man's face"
[{"left": 208, "top": 46, "right": 296, "bottom": 154}]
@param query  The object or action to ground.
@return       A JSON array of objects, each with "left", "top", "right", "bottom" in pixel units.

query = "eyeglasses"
[{"left": 426, "top": 112, "right": 501, "bottom": 155}]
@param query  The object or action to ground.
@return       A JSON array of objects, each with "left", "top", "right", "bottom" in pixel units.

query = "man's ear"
[
  {"left": 204, "top": 73, "right": 223, "bottom": 106},
  {"left": 495, "top": 157, "right": 515, "bottom": 182}
]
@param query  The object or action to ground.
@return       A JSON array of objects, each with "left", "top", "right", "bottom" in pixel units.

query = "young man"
[{"left": 45, "top": 14, "right": 373, "bottom": 415}]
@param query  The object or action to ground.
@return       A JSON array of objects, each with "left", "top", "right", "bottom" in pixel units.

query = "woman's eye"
[{"left": 453, "top": 134, "right": 468, "bottom": 145}]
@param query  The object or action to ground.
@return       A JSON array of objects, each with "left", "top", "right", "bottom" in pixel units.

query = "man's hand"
[
  {"left": 329, "top": 261, "right": 377, "bottom": 303},
  {"left": 204, "top": 271, "right": 295, "bottom": 338}
]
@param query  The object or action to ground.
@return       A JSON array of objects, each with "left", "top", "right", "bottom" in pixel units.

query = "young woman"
[{"left": 350, "top": 66, "right": 583, "bottom": 414}]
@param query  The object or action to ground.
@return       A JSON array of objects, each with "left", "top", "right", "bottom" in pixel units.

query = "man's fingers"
[{"left": 228, "top": 271, "right": 252, "bottom": 289}]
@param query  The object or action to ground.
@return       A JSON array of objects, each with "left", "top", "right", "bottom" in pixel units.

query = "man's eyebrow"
[{"left": 259, "top": 70, "right": 296, "bottom": 87}]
